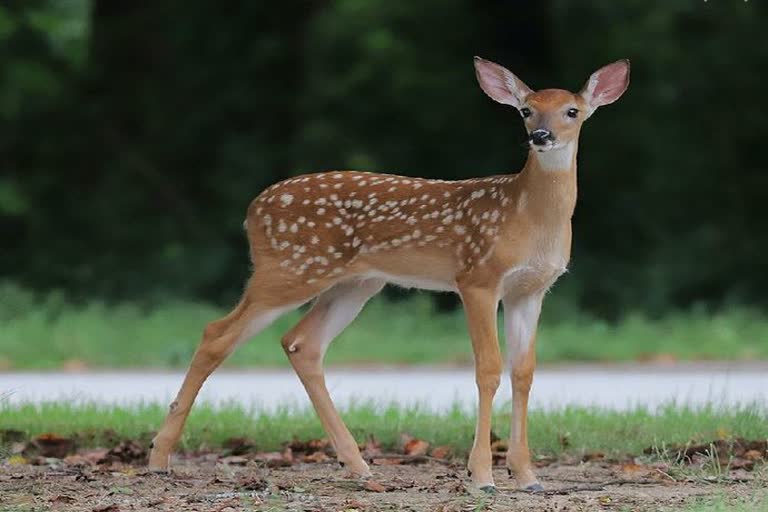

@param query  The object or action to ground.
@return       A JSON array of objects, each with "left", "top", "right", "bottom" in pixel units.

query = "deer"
[{"left": 147, "top": 56, "right": 629, "bottom": 494}]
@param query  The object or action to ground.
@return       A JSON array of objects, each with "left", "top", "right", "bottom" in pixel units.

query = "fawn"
[{"left": 148, "top": 57, "right": 629, "bottom": 493}]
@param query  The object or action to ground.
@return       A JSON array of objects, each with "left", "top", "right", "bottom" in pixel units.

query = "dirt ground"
[{"left": 1, "top": 455, "right": 764, "bottom": 512}]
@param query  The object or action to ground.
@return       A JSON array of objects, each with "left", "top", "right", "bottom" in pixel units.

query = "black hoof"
[
  {"left": 467, "top": 470, "right": 472, "bottom": 477},
  {"left": 339, "top": 461, "right": 345, "bottom": 468},
  {"left": 149, "top": 441, "right": 154, "bottom": 449},
  {"left": 507, "top": 468, "right": 512, "bottom": 477},
  {"left": 525, "top": 483, "right": 545, "bottom": 492},
  {"left": 479, "top": 485, "right": 497, "bottom": 495}
]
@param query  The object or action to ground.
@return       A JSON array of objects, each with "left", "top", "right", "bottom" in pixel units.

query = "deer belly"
[
  {"left": 359, "top": 250, "right": 459, "bottom": 292},
  {"left": 362, "top": 270, "right": 457, "bottom": 292},
  {"left": 502, "top": 264, "right": 567, "bottom": 298}
]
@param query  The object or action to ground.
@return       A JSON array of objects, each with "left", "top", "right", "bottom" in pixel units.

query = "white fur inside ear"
[
  {"left": 474, "top": 57, "right": 532, "bottom": 109},
  {"left": 581, "top": 60, "right": 629, "bottom": 109},
  {"left": 503, "top": 72, "right": 528, "bottom": 106},
  {"left": 582, "top": 75, "right": 600, "bottom": 104}
]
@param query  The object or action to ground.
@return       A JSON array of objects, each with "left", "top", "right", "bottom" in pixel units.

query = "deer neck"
[{"left": 517, "top": 141, "right": 578, "bottom": 223}]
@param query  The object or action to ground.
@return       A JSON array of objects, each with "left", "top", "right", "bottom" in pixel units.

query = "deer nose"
[{"left": 530, "top": 129, "right": 554, "bottom": 146}]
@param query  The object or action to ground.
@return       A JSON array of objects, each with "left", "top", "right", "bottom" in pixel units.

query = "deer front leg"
[
  {"left": 502, "top": 292, "right": 544, "bottom": 491},
  {"left": 459, "top": 285, "right": 503, "bottom": 493}
]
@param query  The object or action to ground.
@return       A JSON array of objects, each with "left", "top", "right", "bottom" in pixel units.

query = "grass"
[
  {"left": 1, "top": 283, "right": 767, "bottom": 370},
  {"left": 1, "top": 401, "right": 766, "bottom": 457},
  {"left": 673, "top": 494, "right": 768, "bottom": 512}
]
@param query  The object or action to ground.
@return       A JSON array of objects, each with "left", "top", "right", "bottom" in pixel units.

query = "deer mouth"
[{"left": 530, "top": 140, "right": 557, "bottom": 153}]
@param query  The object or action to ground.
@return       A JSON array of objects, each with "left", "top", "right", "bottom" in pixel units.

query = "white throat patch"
[{"left": 534, "top": 142, "right": 576, "bottom": 172}]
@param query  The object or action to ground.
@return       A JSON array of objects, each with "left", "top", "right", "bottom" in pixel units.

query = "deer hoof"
[
  {"left": 525, "top": 483, "right": 544, "bottom": 492},
  {"left": 479, "top": 485, "right": 497, "bottom": 495}
]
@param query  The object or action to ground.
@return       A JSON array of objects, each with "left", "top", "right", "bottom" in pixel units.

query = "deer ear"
[
  {"left": 581, "top": 59, "right": 630, "bottom": 110},
  {"left": 474, "top": 56, "right": 532, "bottom": 109}
]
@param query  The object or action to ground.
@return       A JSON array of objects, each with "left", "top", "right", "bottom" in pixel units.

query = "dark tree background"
[{"left": 1, "top": 0, "right": 766, "bottom": 318}]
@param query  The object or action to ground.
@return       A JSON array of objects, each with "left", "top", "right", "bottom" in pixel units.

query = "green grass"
[
  {"left": 1, "top": 401, "right": 766, "bottom": 457},
  {"left": 1, "top": 282, "right": 768, "bottom": 369},
  {"left": 673, "top": 494, "right": 768, "bottom": 512}
]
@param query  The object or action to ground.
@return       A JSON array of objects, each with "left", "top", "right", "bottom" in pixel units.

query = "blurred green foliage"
[{"left": 1, "top": 1, "right": 767, "bottom": 317}]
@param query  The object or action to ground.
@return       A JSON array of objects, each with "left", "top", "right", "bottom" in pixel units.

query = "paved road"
[{"left": 2, "top": 363, "right": 765, "bottom": 410}]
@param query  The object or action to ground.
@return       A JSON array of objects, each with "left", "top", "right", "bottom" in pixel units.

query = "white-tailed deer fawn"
[{"left": 148, "top": 57, "right": 629, "bottom": 493}]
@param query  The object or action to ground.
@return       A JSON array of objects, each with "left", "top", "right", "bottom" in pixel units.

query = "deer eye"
[
  {"left": 520, "top": 108, "right": 532, "bottom": 118},
  {"left": 566, "top": 108, "right": 579, "bottom": 118}
]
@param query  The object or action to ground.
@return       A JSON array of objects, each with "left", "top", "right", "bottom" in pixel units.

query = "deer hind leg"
[
  {"left": 502, "top": 292, "right": 544, "bottom": 491},
  {"left": 460, "top": 284, "right": 503, "bottom": 493},
  {"left": 148, "top": 270, "right": 318, "bottom": 472},
  {"left": 282, "top": 277, "right": 385, "bottom": 478}
]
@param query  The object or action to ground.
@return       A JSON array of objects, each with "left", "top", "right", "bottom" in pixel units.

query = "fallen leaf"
[
  {"left": 390, "top": 476, "right": 416, "bottom": 489},
  {"left": 75, "top": 469, "right": 95, "bottom": 482},
  {"left": 620, "top": 462, "right": 647, "bottom": 474},
  {"left": 403, "top": 438, "right": 430, "bottom": 456},
  {"left": 32, "top": 433, "right": 74, "bottom": 458},
  {"left": 107, "top": 440, "right": 145, "bottom": 462},
  {"left": 363, "top": 480, "right": 387, "bottom": 493},
  {"left": 253, "top": 449, "right": 292, "bottom": 467},
  {"left": 220, "top": 455, "right": 249, "bottom": 466},
  {"left": 223, "top": 437, "right": 256, "bottom": 455},
  {"left": 343, "top": 498, "right": 369, "bottom": 510},
  {"left": 430, "top": 446, "right": 452, "bottom": 459},
  {"left": 238, "top": 477, "right": 268, "bottom": 491},
  {"left": 371, "top": 457, "right": 404, "bottom": 466},
  {"left": 582, "top": 452, "right": 605, "bottom": 462},
  {"left": 533, "top": 454, "right": 558, "bottom": 467},
  {"left": 50, "top": 495, "right": 76, "bottom": 504},
  {"left": 729, "top": 457, "right": 755, "bottom": 471},
  {"left": 92, "top": 505, "right": 119, "bottom": 512},
  {"left": 64, "top": 454, "right": 91, "bottom": 466},
  {"left": 288, "top": 437, "right": 329, "bottom": 453},
  {"left": 361, "top": 434, "right": 382, "bottom": 458},
  {"left": 84, "top": 449, "right": 110, "bottom": 465},
  {"left": 646, "top": 438, "right": 768, "bottom": 465},
  {"left": 7, "top": 455, "right": 28, "bottom": 465},
  {"left": 303, "top": 451, "right": 329, "bottom": 463}
]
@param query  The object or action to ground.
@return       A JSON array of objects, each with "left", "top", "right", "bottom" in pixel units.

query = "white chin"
[{"left": 534, "top": 144, "right": 556, "bottom": 153}]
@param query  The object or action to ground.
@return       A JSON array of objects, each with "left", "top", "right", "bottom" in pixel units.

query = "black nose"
[{"left": 530, "top": 129, "right": 554, "bottom": 146}]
